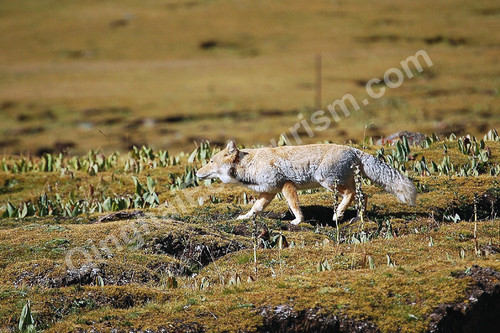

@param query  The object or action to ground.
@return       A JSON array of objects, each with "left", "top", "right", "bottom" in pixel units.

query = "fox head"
[{"left": 196, "top": 141, "right": 240, "bottom": 183}]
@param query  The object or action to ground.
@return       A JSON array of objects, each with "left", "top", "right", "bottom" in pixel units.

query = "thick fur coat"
[{"left": 196, "top": 142, "right": 416, "bottom": 225}]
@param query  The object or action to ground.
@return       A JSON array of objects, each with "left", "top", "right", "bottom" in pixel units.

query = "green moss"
[{"left": 0, "top": 131, "right": 499, "bottom": 332}]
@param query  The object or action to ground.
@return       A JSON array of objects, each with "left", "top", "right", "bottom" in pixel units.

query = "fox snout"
[
  {"left": 196, "top": 164, "right": 213, "bottom": 180},
  {"left": 196, "top": 141, "right": 238, "bottom": 182},
  {"left": 196, "top": 170, "right": 207, "bottom": 179}
]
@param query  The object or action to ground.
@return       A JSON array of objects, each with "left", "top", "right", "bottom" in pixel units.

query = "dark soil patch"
[
  {"left": 96, "top": 210, "right": 145, "bottom": 223},
  {"left": 276, "top": 205, "right": 357, "bottom": 225},
  {"left": 82, "top": 106, "right": 131, "bottom": 116},
  {"left": 356, "top": 35, "right": 402, "bottom": 43},
  {"left": 58, "top": 264, "right": 158, "bottom": 287},
  {"left": 424, "top": 35, "right": 467, "bottom": 46},
  {"left": 35, "top": 287, "right": 167, "bottom": 330},
  {"left": 277, "top": 205, "right": 417, "bottom": 227},
  {"left": 17, "top": 109, "right": 56, "bottom": 122},
  {"left": 36, "top": 146, "right": 56, "bottom": 156},
  {"left": 425, "top": 88, "right": 476, "bottom": 97},
  {"left": 12, "top": 126, "right": 45, "bottom": 136},
  {"left": 475, "top": 7, "right": 500, "bottom": 16},
  {"left": 0, "top": 100, "right": 17, "bottom": 110},
  {"left": 199, "top": 40, "right": 239, "bottom": 50},
  {"left": 54, "top": 141, "right": 76, "bottom": 154},
  {"left": 109, "top": 16, "right": 131, "bottom": 29},
  {"left": 427, "top": 265, "right": 500, "bottom": 332},
  {"left": 166, "top": 1, "right": 200, "bottom": 10},
  {"left": 356, "top": 34, "right": 468, "bottom": 47},
  {"left": 0, "top": 139, "right": 19, "bottom": 149},
  {"left": 34, "top": 141, "right": 78, "bottom": 156},
  {"left": 257, "top": 305, "right": 380, "bottom": 333},
  {"left": 127, "top": 108, "right": 297, "bottom": 128},
  {"left": 11, "top": 262, "right": 168, "bottom": 288},
  {"left": 199, "top": 40, "right": 220, "bottom": 49},
  {"left": 148, "top": 233, "right": 247, "bottom": 272},
  {"left": 440, "top": 188, "right": 499, "bottom": 222},
  {"left": 434, "top": 122, "right": 467, "bottom": 137}
]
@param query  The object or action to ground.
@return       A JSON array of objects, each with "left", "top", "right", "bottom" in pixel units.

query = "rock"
[{"left": 375, "top": 131, "right": 427, "bottom": 146}]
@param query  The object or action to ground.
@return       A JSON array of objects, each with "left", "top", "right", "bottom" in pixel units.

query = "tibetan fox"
[{"left": 196, "top": 141, "right": 416, "bottom": 225}]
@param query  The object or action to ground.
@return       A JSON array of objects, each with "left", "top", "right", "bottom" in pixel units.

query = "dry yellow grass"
[
  {"left": 0, "top": 134, "right": 499, "bottom": 331},
  {"left": 0, "top": 1, "right": 499, "bottom": 331},
  {"left": 0, "top": 0, "right": 498, "bottom": 155}
]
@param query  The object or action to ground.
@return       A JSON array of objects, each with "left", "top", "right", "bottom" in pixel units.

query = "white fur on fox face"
[
  {"left": 196, "top": 153, "right": 236, "bottom": 183},
  {"left": 218, "top": 173, "right": 238, "bottom": 183},
  {"left": 212, "top": 162, "right": 238, "bottom": 184},
  {"left": 196, "top": 161, "right": 216, "bottom": 179}
]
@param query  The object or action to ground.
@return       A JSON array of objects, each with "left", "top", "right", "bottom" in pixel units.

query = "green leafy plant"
[
  {"left": 188, "top": 141, "right": 216, "bottom": 163},
  {"left": 368, "top": 256, "right": 375, "bottom": 270},
  {"left": 386, "top": 254, "right": 396, "bottom": 268},
  {"left": 484, "top": 128, "right": 499, "bottom": 141},
  {"left": 421, "top": 133, "right": 440, "bottom": 148},
  {"left": 228, "top": 273, "right": 242, "bottom": 286},
  {"left": 96, "top": 276, "right": 105, "bottom": 287},
  {"left": 132, "top": 176, "right": 160, "bottom": 208},
  {"left": 19, "top": 300, "right": 36, "bottom": 333},
  {"left": 317, "top": 259, "right": 332, "bottom": 272},
  {"left": 166, "top": 275, "right": 178, "bottom": 289}
]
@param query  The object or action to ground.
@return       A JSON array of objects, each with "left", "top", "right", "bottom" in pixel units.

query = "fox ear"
[{"left": 226, "top": 141, "right": 238, "bottom": 154}]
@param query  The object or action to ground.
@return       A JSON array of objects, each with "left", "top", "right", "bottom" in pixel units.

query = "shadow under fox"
[{"left": 196, "top": 142, "right": 417, "bottom": 225}]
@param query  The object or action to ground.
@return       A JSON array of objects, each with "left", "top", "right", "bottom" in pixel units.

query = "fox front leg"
[{"left": 237, "top": 192, "right": 277, "bottom": 220}]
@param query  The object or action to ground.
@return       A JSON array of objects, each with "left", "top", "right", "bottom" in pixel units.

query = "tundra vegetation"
[
  {"left": 1, "top": 131, "right": 499, "bottom": 332},
  {"left": 0, "top": 0, "right": 499, "bottom": 331}
]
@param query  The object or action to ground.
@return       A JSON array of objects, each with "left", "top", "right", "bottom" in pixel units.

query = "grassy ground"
[
  {"left": 0, "top": 0, "right": 499, "bottom": 155},
  {"left": 0, "top": 132, "right": 499, "bottom": 332},
  {"left": 0, "top": 0, "right": 499, "bottom": 331}
]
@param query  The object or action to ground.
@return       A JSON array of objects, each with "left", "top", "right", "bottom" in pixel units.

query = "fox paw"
[
  {"left": 290, "top": 218, "right": 302, "bottom": 225},
  {"left": 237, "top": 213, "right": 253, "bottom": 220},
  {"left": 348, "top": 216, "right": 361, "bottom": 224},
  {"left": 332, "top": 213, "right": 343, "bottom": 221}
]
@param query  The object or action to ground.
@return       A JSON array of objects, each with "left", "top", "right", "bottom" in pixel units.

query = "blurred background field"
[
  {"left": 0, "top": 0, "right": 499, "bottom": 155},
  {"left": 1, "top": 2, "right": 500, "bottom": 331}
]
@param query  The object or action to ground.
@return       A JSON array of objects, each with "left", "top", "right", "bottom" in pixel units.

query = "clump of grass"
[{"left": 2, "top": 176, "right": 160, "bottom": 218}]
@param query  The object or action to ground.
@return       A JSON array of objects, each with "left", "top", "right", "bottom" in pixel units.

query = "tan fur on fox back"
[{"left": 197, "top": 143, "right": 417, "bottom": 206}]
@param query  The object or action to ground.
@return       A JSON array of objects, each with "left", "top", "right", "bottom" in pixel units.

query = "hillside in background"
[{"left": 0, "top": 0, "right": 499, "bottom": 155}]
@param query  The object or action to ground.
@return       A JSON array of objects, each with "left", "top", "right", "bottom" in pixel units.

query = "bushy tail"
[{"left": 353, "top": 149, "right": 417, "bottom": 205}]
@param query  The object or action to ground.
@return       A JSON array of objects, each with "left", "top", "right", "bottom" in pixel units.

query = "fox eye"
[{"left": 209, "top": 160, "right": 213, "bottom": 163}]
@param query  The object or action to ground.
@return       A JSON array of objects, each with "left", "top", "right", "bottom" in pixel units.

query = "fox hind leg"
[
  {"left": 334, "top": 187, "right": 355, "bottom": 221},
  {"left": 321, "top": 178, "right": 356, "bottom": 221},
  {"left": 281, "top": 181, "right": 304, "bottom": 225},
  {"left": 237, "top": 192, "right": 276, "bottom": 220}
]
